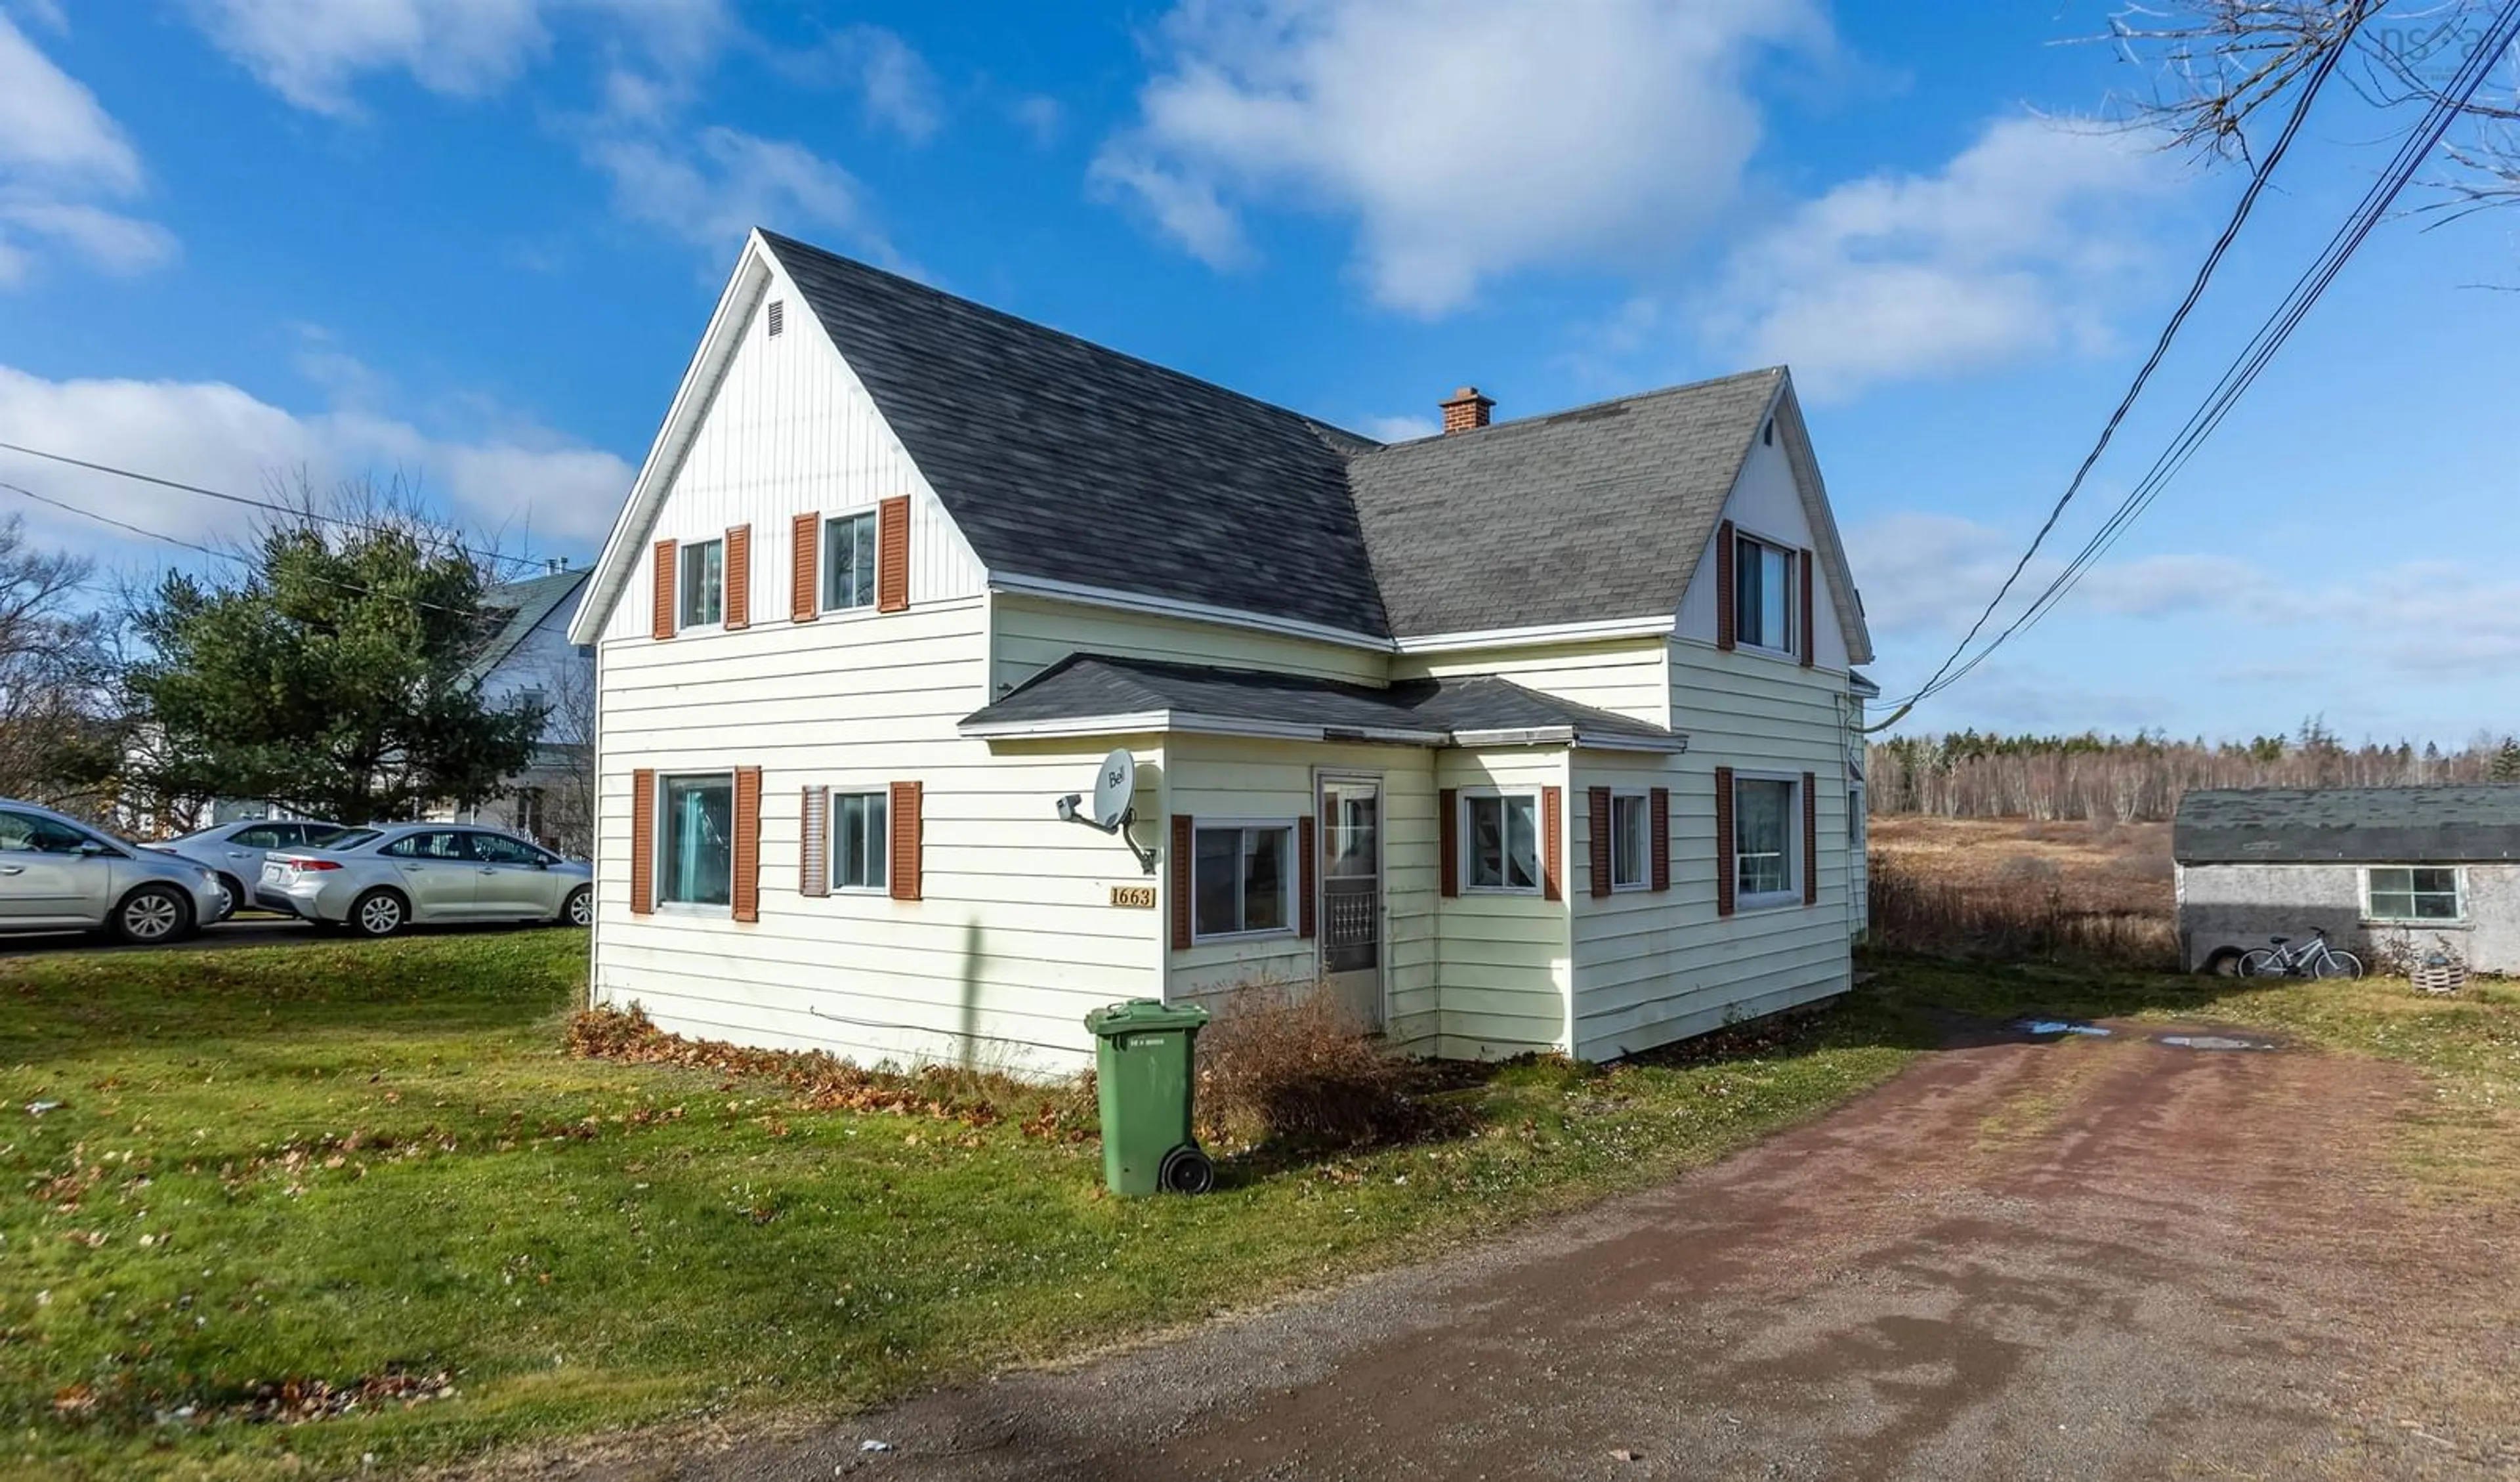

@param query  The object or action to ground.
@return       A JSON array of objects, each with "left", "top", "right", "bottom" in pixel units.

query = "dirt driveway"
[{"left": 529, "top": 1025, "right": 2520, "bottom": 1481}]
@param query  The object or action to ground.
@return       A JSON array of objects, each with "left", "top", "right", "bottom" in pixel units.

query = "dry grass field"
[{"left": 1866, "top": 815, "right": 2179, "bottom": 968}]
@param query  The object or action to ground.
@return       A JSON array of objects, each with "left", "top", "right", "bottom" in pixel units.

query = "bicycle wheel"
[
  {"left": 2314, "top": 949, "right": 2363, "bottom": 981},
  {"left": 2237, "top": 948, "right": 2279, "bottom": 978}
]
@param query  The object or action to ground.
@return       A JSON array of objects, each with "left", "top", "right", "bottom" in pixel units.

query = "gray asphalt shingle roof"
[
  {"left": 2174, "top": 786, "right": 2520, "bottom": 864},
  {"left": 762, "top": 233, "right": 1792, "bottom": 643},
  {"left": 961, "top": 654, "right": 1685, "bottom": 750},
  {"left": 467, "top": 567, "right": 588, "bottom": 685}
]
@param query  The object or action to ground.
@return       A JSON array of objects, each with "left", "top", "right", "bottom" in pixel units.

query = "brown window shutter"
[
  {"left": 1438, "top": 788, "right": 1459, "bottom": 899},
  {"left": 731, "top": 766, "right": 762, "bottom": 922},
  {"left": 1298, "top": 815, "right": 1317, "bottom": 939},
  {"left": 1803, "top": 771, "right": 1820, "bottom": 906},
  {"left": 1714, "top": 520, "right": 1736, "bottom": 652},
  {"left": 1587, "top": 786, "right": 1612, "bottom": 899},
  {"left": 875, "top": 496, "right": 911, "bottom": 613},
  {"left": 790, "top": 512, "right": 820, "bottom": 622},
  {"left": 723, "top": 524, "right": 751, "bottom": 630},
  {"left": 1649, "top": 786, "right": 1671, "bottom": 893},
  {"left": 1542, "top": 786, "right": 1563, "bottom": 902},
  {"left": 889, "top": 780, "right": 923, "bottom": 901},
  {"left": 1799, "top": 547, "right": 1816, "bottom": 668},
  {"left": 1170, "top": 814, "right": 1194, "bottom": 947},
  {"left": 628, "top": 768, "right": 655, "bottom": 913},
  {"left": 799, "top": 784, "right": 830, "bottom": 899},
  {"left": 1715, "top": 765, "right": 1736, "bottom": 918},
  {"left": 650, "top": 540, "right": 677, "bottom": 641}
]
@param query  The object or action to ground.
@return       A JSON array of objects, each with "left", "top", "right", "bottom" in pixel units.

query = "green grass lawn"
[{"left": 0, "top": 933, "right": 1919, "bottom": 1479}]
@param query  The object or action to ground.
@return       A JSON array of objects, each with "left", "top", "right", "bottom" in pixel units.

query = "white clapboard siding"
[
  {"left": 1391, "top": 637, "right": 1670, "bottom": 729},
  {"left": 593, "top": 601, "right": 1169, "bottom": 1074},
  {"left": 1163, "top": 738, "right": 1441, "bottom": 1053},
  {"left": 990, "top": 595, "right": 1387, "bottom": 697},
  {"left": 1565, "top": 639, "right": 1857, "bottom": 1062},
  {"left": 1432, "top": 748, "right": 1572, "bottom": 1059},
  {"left": 1673, "top": 431, "right": 1851, "bottom": 670},
  {"left": 600, "top": 251, "right": 984, "bottom": 645}
]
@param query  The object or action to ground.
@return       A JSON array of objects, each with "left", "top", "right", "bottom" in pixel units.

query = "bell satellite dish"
[{"left": 1091, "top": 748, "right": 1136, "bottom": 831}]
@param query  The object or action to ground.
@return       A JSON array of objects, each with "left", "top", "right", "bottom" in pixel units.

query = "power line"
[{"left": 0, "top": 439, "right": 546, "bottom": 574}]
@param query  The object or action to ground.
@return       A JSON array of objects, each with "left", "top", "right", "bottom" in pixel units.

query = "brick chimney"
[{"left": 1439, "top": 385, "right": 1494, "bottom": 434}]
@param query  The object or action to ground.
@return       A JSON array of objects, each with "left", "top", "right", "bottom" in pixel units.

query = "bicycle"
[{"left": 2238, "top": 927, "right": 2364, "bottom": 981}]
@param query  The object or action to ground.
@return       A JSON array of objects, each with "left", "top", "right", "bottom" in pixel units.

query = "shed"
[{"left": 2173, "top": 786, "right": 2520, "bottom": 974}]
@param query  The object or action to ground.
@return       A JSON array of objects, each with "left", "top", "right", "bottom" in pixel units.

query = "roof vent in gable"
[{"left": 767, "top": 299, "right": 784, "bottom": 338}]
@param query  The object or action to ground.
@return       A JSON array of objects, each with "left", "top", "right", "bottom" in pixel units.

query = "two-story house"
[{"left": 566, "top": 229, "right": 1875, "bottom": 1072}]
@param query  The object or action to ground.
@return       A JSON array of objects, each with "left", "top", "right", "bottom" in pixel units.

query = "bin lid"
[{"left": 1084, "top": 998, "right": 1211, "bottom": 1036}]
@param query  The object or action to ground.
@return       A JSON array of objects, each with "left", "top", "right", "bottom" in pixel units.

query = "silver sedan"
[
  {"left": 0, "top": 797, "right": 230, "bottom": 944},
  {"left": 142, "top": 817, "right": 353, "bottom": 920},
  {"left": 254, "top": 824, "right": 594, "bottom": 937}
]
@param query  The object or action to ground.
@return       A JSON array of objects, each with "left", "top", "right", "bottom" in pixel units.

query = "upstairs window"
[
  {"left": 679, "top": 538, "right": 724, "bottom": 629},
  {"left": 824, "top": 511, "right": 879, "bottom": 612},
  {"left": 1733, "top": 534, "right": 1797, "bottom": 653}
]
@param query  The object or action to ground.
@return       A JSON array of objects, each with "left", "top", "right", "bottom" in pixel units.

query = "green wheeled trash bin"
[{"left": 1083, "top": 999, "right": 1214, "bottom": 1196}]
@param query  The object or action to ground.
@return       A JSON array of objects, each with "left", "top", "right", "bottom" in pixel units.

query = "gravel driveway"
[{"left": 512, "top": 1022, "right": 2520, "bottom": 1481}]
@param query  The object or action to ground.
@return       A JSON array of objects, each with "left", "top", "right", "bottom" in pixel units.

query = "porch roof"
[{"left": 959, "top": 653, "right": 1688, "bottom": 753}]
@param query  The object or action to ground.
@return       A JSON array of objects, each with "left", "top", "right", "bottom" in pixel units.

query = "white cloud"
[
  {"left": 0, "top": 364, "right": 633, "bottom": 567},
  {"left": 585, "top": 126, "right": 889, "bottom": 265},
  {"left": 182, "top": 0, "right": 730, "bottom": 117},
  {"left": 0, "top": 13, "right": 174, "bottom": 286},
  {"left": 820, "top": 26, "right": 941, "bottom": 143},
  {"left": 1011, "top": 94, "right": 1063, "bottom": 148},
  {"left": 1709, "top": 117, "right": 2175, "bottom": 398},
  {"left": 1358, "top": 413, "right": 1438, "bottom": 442},
  {"left": 1097, "top": 0, "right": 1826, "bottom": 314}
]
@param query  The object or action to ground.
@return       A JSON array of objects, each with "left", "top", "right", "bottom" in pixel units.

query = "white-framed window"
[
  {"left": 659, "top": 773, "right": 733, "bottom": 908},
  {"left": 832, "top": 790, "right": 889, "bottom": 893},
  {"left": 1192, "top": 822, "right": 1294, "bottom": 939},
  {"left": 1463, "top": 790, "right": 1542, "bottom": 893},
  {"left": 824, "top": 511, "right": 879, "bottom": 612},
  {"left": 1733, "top": 532, "right": 1797, "bottom": 653},
  {"left": 678, "top": 538, "right": 724, "bottom": 629},
  {"left": 2366, "top": 866, "right": 2462, "bottom": 923},
  {"left": 1610, "top": 790, "right": 1650, "bottom": 891},
  {"left": 1732, "top": 773, "right": 1800, "bottom": 908}
]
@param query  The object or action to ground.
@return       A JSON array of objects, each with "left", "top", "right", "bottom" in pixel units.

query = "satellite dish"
[{"left": 1091, "top": 749, "right": 1136, "bottom": 831}]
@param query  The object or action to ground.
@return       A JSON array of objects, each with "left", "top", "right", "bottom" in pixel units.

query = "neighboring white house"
[
  {"left": 564, "top": 228, "right": 1878, "bottom": 1073},
  {"left": 431, "top": 565, "right": 593, "bottom": 853}
]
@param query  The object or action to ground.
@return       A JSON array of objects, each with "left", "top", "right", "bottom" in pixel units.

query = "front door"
[{"left": 1318, "top": 776, "right": 1383, "bottom": 1032}]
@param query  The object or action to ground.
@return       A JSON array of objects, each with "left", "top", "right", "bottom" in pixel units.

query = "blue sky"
[{"left": 1, "top": 1, "right": 2513, "bottom": 744}]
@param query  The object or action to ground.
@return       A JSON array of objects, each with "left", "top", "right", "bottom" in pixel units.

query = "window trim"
[
  {"left": 2363, "top": 864, "right": 2465, "bottom": 925},
  {"left": 677, "top": 537, "right": 726, "bottom": 632},
  {"left": 1608, "top": 788, "right": 1652, "bottom": 893},
  {"left": 820, "top": 507, "right": 882, "bottom": 616},
  {"left": 1731, "top": 528, "right": 1800, "bottom": 658},
  {"left": 829, "top": 788, "right": 891, "bottom": 895},
  {"left": 1458, "top": 786, "right": 1545, "bottom": 897},
  {"left": 1189, "top": 816, "right": 1299, "bottom": 942},
  {"left": 655, "top": 769, "right": 736, "bottom": 915},
  {"left": 1730, "top": 769, "right": 1803, "bottom": 912}
]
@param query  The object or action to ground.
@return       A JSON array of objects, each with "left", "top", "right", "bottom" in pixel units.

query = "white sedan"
[{"left": 255, "top": 824, "right": 594, "bottom": 937}]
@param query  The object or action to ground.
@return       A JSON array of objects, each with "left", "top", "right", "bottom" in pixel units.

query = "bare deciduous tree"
[{"left": 0, "top": 517, "right": 119, "bottom": 811}]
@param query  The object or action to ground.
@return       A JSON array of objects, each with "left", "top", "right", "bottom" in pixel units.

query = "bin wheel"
[{"left": 1159, "top": 1145, "right": 1215, "bottom": 1196}]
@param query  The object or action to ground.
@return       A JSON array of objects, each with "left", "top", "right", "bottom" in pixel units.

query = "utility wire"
[{"left": 0, "top": 439, "right": 547, "bottom": 574}]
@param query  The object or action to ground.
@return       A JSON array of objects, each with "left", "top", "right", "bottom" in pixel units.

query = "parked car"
[
  {"left": 255, "top": 824, "right": 594, "bottom": 937},
  {"left": 0, "top": 798, "right": 229, "bottom": 944},
  {"left": 143, "top": 817, "right": 354, "bottom": 920}
]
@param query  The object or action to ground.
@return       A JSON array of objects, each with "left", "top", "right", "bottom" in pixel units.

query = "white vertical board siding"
[
  {"left": 1163, "top": 738, "right": 1440, "bottom": 1052},
  {"left": 1566, "top": 641, "right": 1855, "bottom": 1063},
  {"left": 1391, "top": 638, "right": 1669, "bottom": 729},
  {"left": 990, "top": 595, "right": 1386, "bottom": 698},
  {"left": 600, "top": 254, "right": 983, "bottom": 645},
  {"left": 1433, "top": 748, "right": 1572, "bottom": 1059},
  {"left": 1673, "top": 433, "right": 1851, "bottom": 671},
  {"left": 592, "top": 598, "right": 1164, "bottom": 1075}
]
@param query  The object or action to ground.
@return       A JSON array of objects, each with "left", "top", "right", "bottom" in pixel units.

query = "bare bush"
[{"left": 1194, "top": 983, "right": 1434, "bottom": 1152}]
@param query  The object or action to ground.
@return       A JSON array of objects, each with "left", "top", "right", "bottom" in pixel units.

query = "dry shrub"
[
  {"left": 1194, "top": 984, "right": 1433, "bottom": 1152},
  {"left": 1867, "top": 850, "right": 2177, "bottom": 971}
]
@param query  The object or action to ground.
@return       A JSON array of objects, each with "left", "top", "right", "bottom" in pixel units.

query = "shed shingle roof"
[{"left": 2174, "top": 786, "right": 2520, "bottom": 864}]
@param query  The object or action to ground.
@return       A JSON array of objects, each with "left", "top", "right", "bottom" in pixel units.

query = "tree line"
[
  {"left": 1870, "top": 723, "right": 2520, "bottom": 823},
  {"left": 0, "top": 476, "right": 592, "bottom": 848}
]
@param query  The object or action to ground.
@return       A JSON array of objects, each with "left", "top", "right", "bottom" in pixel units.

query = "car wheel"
[
  {"left": 214, "top": 874, "right": 244, "bottom": 921},
  {"left": 350, "top": 888, "right": 409, "bottom": 939},
  {"left": 114, "top": 885, "right": 192, "bottom": 946},
  {"left": 562, "top": 885, "right": 593, "bottom": 928}
]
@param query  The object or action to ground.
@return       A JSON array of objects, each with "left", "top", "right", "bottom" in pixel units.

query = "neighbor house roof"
[
  {"left": 2174, "top": 786, "right": 2520, "bottom": 864},
  {"left": 961, "top": 653, "right": 1689, "bottom": 752},
  {"left": 467, "top": 567, "right": 589, "bottom": 686}
]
